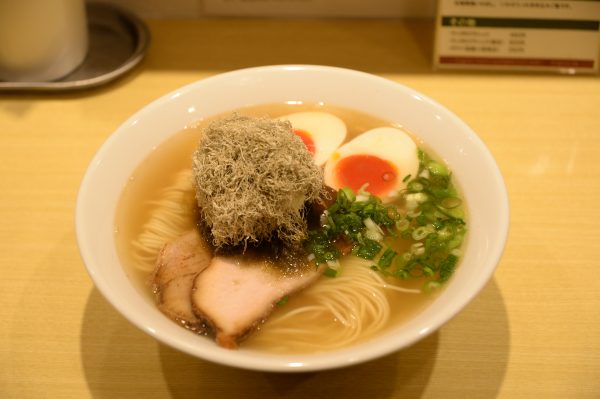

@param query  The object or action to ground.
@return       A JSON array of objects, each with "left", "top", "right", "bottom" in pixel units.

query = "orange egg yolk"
[
  {"left": 293, "top": 128, "right": 316, "bottom": 155},
  {"left": 334, "top": 154, "right": 398, "bottom": 196}
]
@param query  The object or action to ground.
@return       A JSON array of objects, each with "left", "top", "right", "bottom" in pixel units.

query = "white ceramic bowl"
[{"left": 76, "top": 65, "right": 509, "bottom": 372}]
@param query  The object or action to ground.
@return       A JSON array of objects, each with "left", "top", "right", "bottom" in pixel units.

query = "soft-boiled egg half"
[
  {"left": 324, "top": 127, "right": 419, "bottom": 201},
  {"left": 281, "top": 111, "right": 347, "bottom": 166}
]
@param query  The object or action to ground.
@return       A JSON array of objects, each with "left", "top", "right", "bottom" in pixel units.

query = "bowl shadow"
[
  {"left": 80, "top": 276, "right": 508, "bottom": 398},
  {"left": 156, "top": 332, "right": 437, "bottom": 399}
]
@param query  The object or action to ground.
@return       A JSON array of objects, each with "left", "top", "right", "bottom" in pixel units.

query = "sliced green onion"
[
  {"left": 441, "top": 197, "right": 462, "bottom": 209},
  {"left": 326, "top": 259, "right": 341, "bottom": 270},
  {"left": 450, "top": 248, "right": 462, "bottom": 257},
  {"left": 352, "top": 238, "right": 382, "bottom": 260},
  {"left": 407, "top": 181, "right": 424, "bottom": 192},
  {"left": 406, "top": 192, "right": 428, "bottom": 205},
  {"left": 438, "top": 254, "right": 458, "bottom": 283},
  {"left": 407, "top": 209, "right": 421, "bottom": 218},
  {"left": 396, "top": 219, "right": 410, "bottom": 231},
  {"left": 378, "top": 248, "right": 397, "bottom": 268},
  {"left": 355, "top": 194, "right": 370, "bottom": 202},
  {"left": 412, "top": 226, "right": 432, "bottom": 241},
  {"left": 424, "top": 281, "right": 442, "bottom": 292},
  {"left": 410, "top": 242, "right": 425, "bottom": 256},
  {"left": 324, "top": 267, "right": 338, "bottom": 278},
  {"left": 341, "top": 186, "right": 356, "bottom": 202},
  {"left": 357, "top": 183, "right": 370, "bottom": 196},
  {"left": 276, "top": 296, "right": 290, "bottom": 306},
  {"left": 364, "top": 217, "right": 384, "bottom": 241},
  {"left": 427, "top": 161, "right": 449, "bottom": 176}
]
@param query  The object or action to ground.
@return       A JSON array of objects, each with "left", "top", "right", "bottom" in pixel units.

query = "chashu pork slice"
[
  {"left": 192, "top": 256, "right": 323, "bottom": 348},
  {"left": 151, "top": 229, "right": 213, "bottom": 331}
]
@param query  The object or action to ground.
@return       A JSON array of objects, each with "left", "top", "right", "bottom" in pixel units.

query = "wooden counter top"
[{"left": 1, "top": 18, "right": 599, "bottom": 399}]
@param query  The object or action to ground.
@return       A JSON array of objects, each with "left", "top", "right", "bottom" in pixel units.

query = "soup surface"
[{"left": 115, "top": 102, "right": 465, "bottom": 354}]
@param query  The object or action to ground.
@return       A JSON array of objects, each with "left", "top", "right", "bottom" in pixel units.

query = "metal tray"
[{"left": 0, "top": 3, "right": 149, "bottom": 92}]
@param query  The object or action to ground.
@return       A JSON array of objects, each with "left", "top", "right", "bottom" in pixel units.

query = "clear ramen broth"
[{"left": 115, "top": 102, "right": 463, "bottom": 354}]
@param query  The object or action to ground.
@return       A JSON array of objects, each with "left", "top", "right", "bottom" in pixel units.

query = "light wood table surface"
[{"left": 1, "top": 18, "right": 599, "bottom": 399}]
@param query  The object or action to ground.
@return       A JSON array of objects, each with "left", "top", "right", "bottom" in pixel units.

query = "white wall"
[{"left": 96, "top": 0, "right": 437, "bottom": 19}]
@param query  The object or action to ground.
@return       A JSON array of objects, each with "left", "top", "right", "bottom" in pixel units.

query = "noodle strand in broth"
[
  {"left": 131, "top": 169, "right": 196, "bottom": 272},
  {"left": 249, "top": 257, "right": 392, "bottom": 352}
]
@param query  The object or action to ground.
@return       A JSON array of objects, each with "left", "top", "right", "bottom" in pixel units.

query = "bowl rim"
[{"left": 76, "top": 64, "right": 510, "bottom": 372}]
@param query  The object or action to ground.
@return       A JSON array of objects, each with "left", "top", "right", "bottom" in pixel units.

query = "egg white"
[
  {"left": 324, "top": 127, "right": 419, "bottom": 201},
  {"left": 281, "top": 111, "right": 347, "bottom": 166}
]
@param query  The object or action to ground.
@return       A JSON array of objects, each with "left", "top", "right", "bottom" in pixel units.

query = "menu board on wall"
[{"left": 434, "top": 0, "right": 600, "bottom": 73}]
